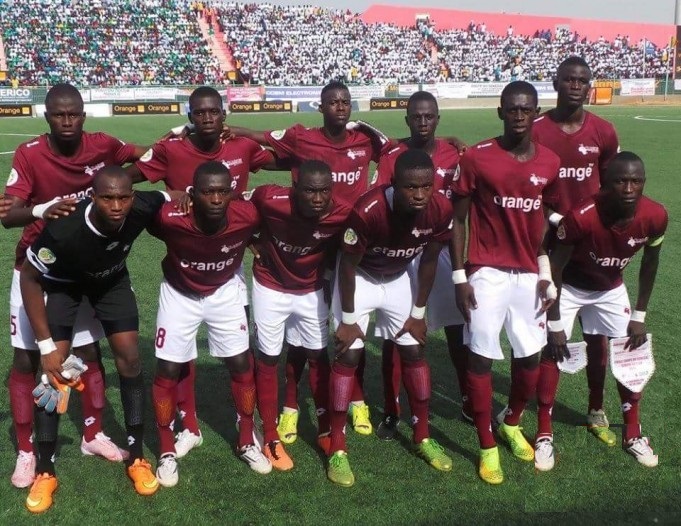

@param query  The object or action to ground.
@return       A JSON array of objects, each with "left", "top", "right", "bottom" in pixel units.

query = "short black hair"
[
  {"left": 45, "top": 83, "right": 83, "bottom": 108},
  {"left": 321, "top": 81, "right": 350, "bottom": 99},
  {"left": 92, "top": 165, "right": 131, "bottom": 193},
  {"left": 407, "top": 91, "right": 438, "bottom": 112},
  {"left": 189, "top": 86, "right": 223, "bottom": 110},
  {"left": 193, "top": 160, "right": 231, "bottom": 188},
  {"left": 298, "top": 159, "right": 332, "bottom": 182},
  {"left": 394, "top": 149, "right": 434, "bottom": 183},
  {"left": 557, "top": 56, "right": 591, "bottom": 74},
  {"left": 500, "top": 80, "right": 538, "bottom": 106},
  {"left": 604, "top": 151, "right": 645, "bottom": 181}
]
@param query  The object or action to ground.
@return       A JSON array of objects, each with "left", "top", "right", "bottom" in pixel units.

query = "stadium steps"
[{"left": 196, "top": 12, "right": 235, "bottom": 74}]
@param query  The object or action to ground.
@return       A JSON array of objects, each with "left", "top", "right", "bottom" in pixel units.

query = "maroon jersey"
[
  {"left": 148, "top": 200, "right": 260, "bottom": 296},
  {"left": 265, "top": 124, "right": 391, "bottom": 203},
  {"left": 5, "top": 132, "right": 137, "bottom": 269},
  {"left": 342, "top": 185, "right": 453, "bottom": 276},
  {"left": 372, "top": 140, "right": 460, "bottom": 199},
  {"left": 557, "top": 194, "right": 667, "bottom": 291},
  {"left": 454, "top": 138, "right": 560, "bottom": 273},
  {"left": 533, "top": 111, "right": 619, "bottom": 214},
  {"left": 250, "top": 185, "right": 352, "bottom": 293},
  {"left": 135, "top": 136, "right": 273, "bottom": 193}
]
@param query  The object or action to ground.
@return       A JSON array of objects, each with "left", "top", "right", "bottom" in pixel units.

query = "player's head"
[
  {"left": 190, "top": 161, "right": 234, "bottom": 225},
  {"left": 44, "top": 83, "right": 85, "bottom": 147},
  {"left": 188, "top": 86, "right": 226, "bottom": 138},
  {"left": 293, "top": 160, "right": 333, "bottom": 218},
  {"left": 319, "top": 81, "right": 351, "bottom": 129},
  {"left": 601, "top": 151, "right": 646, "bottom": 217},
  {"left": 392, "top": 149, "right": 434, "bottom": 215},
  {"left": 498, "top": 81, "right": 539, "bottom": 139},
  {"left": 554, "top": 56, "right": 592, "bottom": 108},
  {"left": 90, "top": 165, "right": 134, "bottom": 232},
  {"left": 406, "top": 91, "right": 439, "bottom": 144}
]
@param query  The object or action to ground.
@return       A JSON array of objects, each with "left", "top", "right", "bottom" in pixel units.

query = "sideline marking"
[
  {"left": 0, "top": 133, "right": 36, "bottom": 137},
  {"left": 0, "top": 150, "right": 15, "bottom": 155},
  {"left": 634, "top": 115, "right": 681, "bottom": 122}
]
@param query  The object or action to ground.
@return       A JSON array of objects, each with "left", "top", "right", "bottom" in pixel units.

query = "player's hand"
[
  {"left": 43, "top": 197, "right": 78, "bottom": 220},
  {"left": 451, "top": 138, "right": 468, "bottom": 155},
  {"left": 174, "top": 192, "right": 192, "bottom": 214},
  {"left": 546, "top": 329, "right": 570, "bottom": 362},
  {"left": 248, "top": 241, "right": 269, "bottom": 266},
  {"left": 625, "top": 320, "right": 647, "bottom": 350},
  {"left": 33, "top": 375, "right": 62, "bottom": 413},
  {"left": 40, "top": 348, "right": 69, "bottom": 385},
  {"left": 395, "top": 316, "right": 427, "bottom": 346},
  {"left": 0, "top": 194, "right": 12, "bottom": 219},
  {"left": 455, "top": 282, "right": 477, "bottom": 323},
  {"left": 60, "top": 355, "right": 88, "bottom": 382},
  {"left": 537, "top": 279, "right": 557, "bottom": 313},
  {"left": 219, "top": 125, "right": 235, "bottom": 143},
  {"left": 334, "top": 322, "right": 364, "bottom": 355}
]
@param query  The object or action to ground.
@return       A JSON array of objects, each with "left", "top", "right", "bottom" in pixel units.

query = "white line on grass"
[
  {"left": 0, "top": 133, "right": 36, "bottom": 137},
  {"left": 0, "top": 150, "right": 15, "bottom": 155},
  {"left": 634, "top": 115, "right": 681, "bottom": 122}
]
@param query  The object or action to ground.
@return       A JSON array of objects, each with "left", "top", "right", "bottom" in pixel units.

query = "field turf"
[{"left": 0, "top": 106, "right": 680, "bottom": 525}]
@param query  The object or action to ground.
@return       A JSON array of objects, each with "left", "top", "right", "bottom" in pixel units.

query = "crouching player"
[
  {"left": 538, "top": 152, "right": 667, "bottom": 470},
  {"left": 148, "top": 161, "right": 269, "bottom": 486}
]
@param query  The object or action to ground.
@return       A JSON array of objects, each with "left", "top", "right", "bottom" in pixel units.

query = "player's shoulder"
[
  {"left": 535, "top": 141, "right": 561, "bottom": 164},
  {"left": 269, "top": 122, "right": 307, "bottom": 141},
  {"left": 84, "top": 131, "right": 126, "bottom": 147},
  {"left": 584, "top": 111, "right": 616, "bottom": 132},
  {"left": 44, "top": 199, "right": 89, "bottom": 239},
  {"left": 382, "top": 142, "right": 407, "bottom": 159},
  {"left": 637, "top": 195, "right": 668, "bottom": 223},
  {"left": 428, "top": 190, "right": 454, "bottom": 212},
  {"left": 468, "top": 138, "right": 498, "bottom": 155},
  {"left": 229, "top": 195, "right": 259, "bottom": 223},
  {"left": 250, "top": 183, "right": 288, "bottom": 202},
  {"left": 15, "top": 133, "right": 46, "bottom": 152},
  {"left": 354, "top": 185, "right": 385, "bottom": 215},
  {"left": 330, "top": 196, "right": 354, "bottom": 218}
]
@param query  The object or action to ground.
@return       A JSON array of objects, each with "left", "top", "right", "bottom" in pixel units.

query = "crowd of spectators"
[{"left": 0, "top": 0, "right": 671, "bottom": 87}]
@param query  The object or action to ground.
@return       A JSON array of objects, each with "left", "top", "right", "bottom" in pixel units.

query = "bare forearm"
[
  {"left": 415, "top": 244, "right": 439, "bottom": 306},
  {"left": 635, "top": 248, "right": 660, "bottom": 311},
  {"left": 230, "top": 126, "right": 268, "bottom": 145},
  {"left": 338, "top": 256, "right": 357, "bottom": 313}
]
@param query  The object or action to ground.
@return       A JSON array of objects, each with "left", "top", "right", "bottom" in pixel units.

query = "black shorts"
[{"left": 44, "top": 272, "right": 139, "bottom": 340}]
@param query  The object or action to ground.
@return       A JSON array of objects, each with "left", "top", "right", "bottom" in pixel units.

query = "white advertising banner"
[
  {"left": 620, "top": 78, "right": 656, "bottom": 96},
  {"left": 90, "top": 88, "right": 136, "bottom": 101},
  {"left": 430, "top": 83, "right": 471, "bottom": 99}
]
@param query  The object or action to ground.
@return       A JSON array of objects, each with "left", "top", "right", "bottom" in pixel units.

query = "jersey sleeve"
[
  {"left": 4, "top": 147, "right": 34, "bottom": 201},
  {"left": 248, "top": 184, "right": 269, "bottom": 210},
  {"left": 134, "top": 141, "right": 170, "bottom": 183},
  {"left": 555, "top": 209, "right": 584, "bottom": 246},
  {"left": 432, "top": 199, "right": 454, "bottom": 243},
  {"left": 542, "top": 159, "right": 561, "bottom": 209},
  {"left": 247, "top": 141, "right": 275, "bottom": 172},
  {"left": 106, "top": 134, "right": 139, "bottom": 164},
  {"left": 134, "top": 190, "right": 172, "bottom": 223},
  {"left": 341, "top": 209, "right": 370, "bottom": 256},
  {"left": 453, "top": 152, "right": 476, "bottom": 196},
  {"left": 26, "top": 227, "right": 59, "bottom": 275},
  {"left": 371, "top": 153, "right": 394, "bottom": 188},
  {"left": 369, "top": 132, "right": 393, "bottom": 163},
  {"left": 647, "top": 206, "right": 669, "bottom": 246},
  {"left": 598, "top": 122, "right": 620, "bottom": 174},
  {"left": 264, "top": 125, "right": 300, "bottom": 160}
]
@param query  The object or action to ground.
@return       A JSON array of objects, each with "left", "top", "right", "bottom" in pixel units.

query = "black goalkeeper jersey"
[{"left": 26, "top": 191, "right": 168, "bottom": 284}]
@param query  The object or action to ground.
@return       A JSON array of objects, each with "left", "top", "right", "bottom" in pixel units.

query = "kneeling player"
[
  {"left": 148, "top": 162, "right": 269, "bottom": 486},
  {"left": 538, "top": 152, "right": 667, "bottom": 470}
]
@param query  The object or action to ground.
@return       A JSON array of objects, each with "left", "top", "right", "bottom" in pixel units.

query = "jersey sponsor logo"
[
  {"left": 371, "top": 244, "right": 425, "bottom": 258},
  {"left": 180, "top": 257, "right": 235, "bottom": 272},
  {"left": 37, "top": 248, "right": 56, "bottom": 264},
  {"left": 272, "top": 234, "right": 312, "bottom": 255},
  {"left": 477, "top": 142, "right": 493, "bottom": 149},
  {"left": 221, "top": 241, "right": 244, "bottom": 253},
  {"left": 270, "top": 129, "right": 286, "bottom": 140},
  {"left": 559, "top": 163, "right": 594, "bottom": 181},
  {"left": 529, "top": 173, "right": 548, "bottom": 186},
  {"left": 411, "top": 226, "right": 433, "bottom": 238},
  {"left": 344, "top": 228, "right": 358, "bottom": 245},
  {"left": 332, "top": 169, "right": 361, "bottom": 185},
  {"left": 272, "top": 194, "right": 289, "bottom": 200},
  {"left": 579, "top": 203, "right": 596, "bottom": 215},
  {"left": 106, "top": 242, "right": 120, "bottom": 251},
  {"left": 167, "top": 211, "right": 189, "bottom": 217},
  {"left": 387, "top": 146, "right": 402, "bottom": 155},
  {"left": 627, "top": 236, "right": 649, "bottom": 247},
  {"left": 221, "top": 158, "right": 243, "bottom": 169},
  {"left": 589, "top": 251, "right": 632, "bottom": 270},
  {"left": 493, "top": 195, "right": 542, "bottom": 212},
  {"left": 346, "top": 149, "right": 367, "bottom": 160},
  {"left": 6, "top": 167, "right": 19, "bottom": 186},
  {"left": 556, "top": 223, "right": 566, "bottom": 240},
  {"left": 364, "top": 199, "right": 378, "bottom": 213},
  {"left": 62, "top": 188, "right": 92, "bottom": 200},
  {"left": 25, "top": 140, "right": 40, "bottom": 148},
  {"left": 578, "top": 144, "right": 600, "bottom": 155},
  {"left": 312, "top": 230, "right": 333, "bottom": 239},
  {"left": 140, "top": 149, "right": 153, "bottom": 162},
  {"left": 90, "top": 260, "right": 126, "bottom": 279},
  {"left": 84, "top": 162, "right": 106, "bottom": 177}
]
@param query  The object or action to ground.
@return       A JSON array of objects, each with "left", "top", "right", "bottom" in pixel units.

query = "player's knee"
[
  {"left": 396, "top": 344, "right": 423, "bottom": 363},
  {"left": 35, "top": 410, "right": 60, "bottom": 443},
  {"left": 305, "top": 347, "right": 328, "bottom": 364},
  {"left": 156, "top": 359, "right": 182, "bottom": 381},
  {"left": 12, "top": 348, "right": 39, "bottom": 375},
  {"left": 335, "top": 347, "right": 362, "bottom": 367},
  {"left": 225, "top": 350, "right": 253, "bottom": 374},
  {"left": 255, "top": 349, "right": 279, "bottom": 368},
  {"left": 467, "top": 352, "right": 493, "bottom": 375},
  {"left": 514, "top": 354, "right": 541, "bottom": 370},
  {"left": 73, "top": 341, "right": 101, "bottom": 362}
]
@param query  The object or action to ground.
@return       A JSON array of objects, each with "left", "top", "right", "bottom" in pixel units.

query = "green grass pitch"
[{"left": 0, "top": 106, "right": 680, "bottom": 524}]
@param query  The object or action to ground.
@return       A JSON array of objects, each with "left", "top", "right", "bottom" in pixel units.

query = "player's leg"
[
  {"left": 9, "top": 348, "right": 39, "bottom": 488},
  {"left": 282, "top": 344, "right": 307, "bottom": 420},
  {"left": 617, "top": 381, "right": 656, "bottom": 466},
  {"left": 377, "top": 339, "right": 401, "bottom": 439},
  {"left": 584, "top": 333, "right": 614, "bottom": 444},
  {"left": 348, "top": 351, "right": 370, "bottom": 435},
  {"left": 152, "top": 358, "right": 182, "bottom": 487}
]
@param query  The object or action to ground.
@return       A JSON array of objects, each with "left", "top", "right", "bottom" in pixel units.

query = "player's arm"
[
  {"left": 227, "top": 126, "right": 269, "bottom": 146},
  {"left": 1, "top": 195, "right": 78, "bottom": 229},
  {"left": 450, "top": 195, "right": 475, "bottom": 322},
  {"left": 627, "top": 241, "right": 663, "bottom": 349},
  {"left": 334, "top": 250, "right": 365, "bottom": 354},
  {"left": 545, "top": 240, "right": 575, "bottom": 361},
  {"left": 441, "top": 135, "right": 468, "bottom": 155},
  {"left": 124, "top": 163, "right": 148, "bottom": 184}
]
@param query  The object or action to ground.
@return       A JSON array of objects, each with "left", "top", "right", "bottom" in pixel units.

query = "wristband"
[
  {"left": 451, "top": 269, "right": 467, "bottom": 284},
  {"left": 410, "top": 305, "right": 426, "bottom": 319},
  {"left": 170, "top": 123, "right": 196, "bottom": 135},
  {"left": 548, "top": 212, "right": 563, "bottom": 227},
  {"left": 537, "top": 255, "right": 552, "bottom": 281},
  {"left": 630, "top": 310, "right": 646, "bottom": 323},
  {"left": 546, "top": 319, "right": 564, "bottom": 332},
  {"left": 546, "top": 282, "right": 558, "bottom": 301},
  {"left": 341, "top": 311, "right": 358, "bottom": 325},
  {"left": 32, "top": 197, "right": 61, "bottom": 219},
  {"left": 37, "top": 337, "right": 57, "bottom": 356}
]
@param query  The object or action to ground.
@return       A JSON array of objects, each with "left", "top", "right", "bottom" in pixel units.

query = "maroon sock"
[
  {"left": 445, "top": 326, "right": 468, "bottom": 401},
  {"left": 9, "top": 369, "right": 35, "bottom": 453},
  {"left": 284, "top": 345, "right": 307, "bottom": 410},
  {"left": 617, "top": 381, "right": 642, "bottom": 442},
  {"left": 255, "top": 358, "right": 279, "bottom": 444},
  {"left": 176, "top": 360, "right": 199, "bottom": 434},
  {"left": 401, "top": 359, "right": 431, "bottom": 443},
  {"left": 585, "top": 334, "right": 608, "bottom": 411},
  {"left": 231, "top": 368, "right": 257, "bottom": 448},
  {"left": 329, "top": 362, "right": 356, "bottom": 453},
  {"left": 467, "top": 370, "right": 495, "bottom": 449},
  {"left": 351, "top": 351, "right": 366, "bottom": 403},
  {"left": 505, "top": 361, "right": 540, "bottom": 426},
  {"left": 81, "top": 361, "right": 105, "bottom": 442},
  {"left": 152, "top": 375, "right": 179, "bottom": 455},
  {"left": 536, "top": 357, "right": 560, "bottom": 439},
  {"left": 381, "top": 340, "right": 401, "bottom": 416},
  {"left": 308, "top": 355, "right": 331, "bottom": 434}
]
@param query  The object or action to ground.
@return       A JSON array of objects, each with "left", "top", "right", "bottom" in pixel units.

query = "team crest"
[
  {"left": 270, "top": 130, "right": 286, "bottom": 140},
  {"left": 37, "top": 248, "right": 56, "bottom": 264},
  {"left": 140, "top": 149, "right": 153, "bottom": 162},
  {"left": 344, "top": 228, "right": 358, "bottom": 245},
  {"left": 556, "top": 223, "right": 566, "bottom": 240},
  {"left": 7, "top": 168, "right": 19, "bottom": 186}
]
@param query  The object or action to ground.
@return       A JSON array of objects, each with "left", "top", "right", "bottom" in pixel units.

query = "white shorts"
[
  {"left": 332, "top": 268, "right": 418, "bottom": 350},
  {"left": 424, "top": 249, "right": 464, "bottom": 331},
  {"left": 560, "top": 282, "right": 630, "bottom": 339},
  {"left": 154, "top": 278, "right": 249, "bottom": 363},
  {"left": 252, "top": 278, "right": 329, "bottom": 356},
  {"left": 237, "top": 263, "right": 249, "bottom": 307},
  {"left": 10, "top": 269, "right": 104, "bottom": 350},
  {"left": 464, "top": 266, "right": 547, "bottom": 360}
]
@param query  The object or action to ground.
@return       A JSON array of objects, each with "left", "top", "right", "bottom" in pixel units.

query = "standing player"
[
  {"left": 451, "top": 81, "right": 560, "bottom": 485},
  {"left": 538, "top": 152, "right": 666, "bottom": 470},
  {"left": 2, "top": 84, "right": 151, "bottom": 488},
  {"left": 250, "top": 160, "right": 352, "bottom": 470},
  {"left": 148, "top": 162, "right": 268, "bottom": 486},
  {"left": 371, "top": 91, "right": 465, "bottom": 439},
  {"left": 127, "top": 85, "right": 277, "bottom": 459},
  {"left": 328, "top": 149, "right": 454, "bottom": 487},
  {"left": 531, "top": 56, "right": 621, "bottom": 451},
  {"left": 230, "top": 81, "right": 391, "bottom": 440},
  {"left": 20, "top": 167, "right": 176, "bottom": 511}
]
